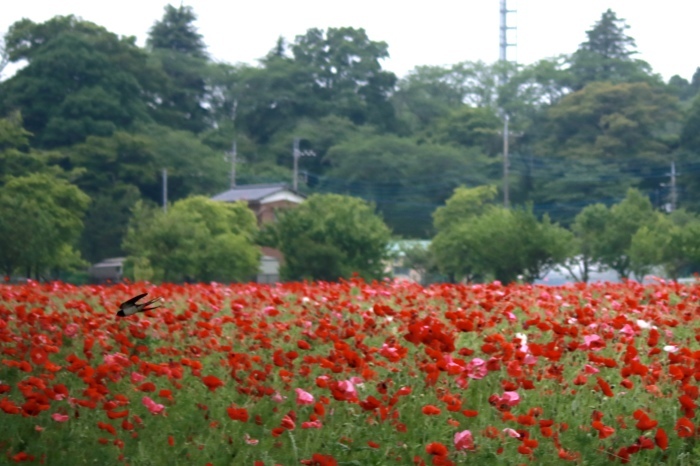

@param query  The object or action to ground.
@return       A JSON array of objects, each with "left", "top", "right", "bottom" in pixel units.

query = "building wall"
[
  {"left": 254, "top": 199, "right": 300, "bottom": 225},
  {"left": 250, "top": 198, "right": 301, "bottom": 282}
]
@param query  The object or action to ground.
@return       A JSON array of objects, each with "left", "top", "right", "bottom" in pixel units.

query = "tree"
[
  {"left": 147, "top": 5, "right": 211, "bottom": 133},
  {"left": 123, "top": 196, "right": 259, "bottom": 282},
  {"left": 66, "top": 125, "right": 231, "bottom": 260},
  {"left": 0, "top": 112, "right": 59, "bottom": 181},
  {"left": 565, "top": 203, "right": 611, "bottom": 282},
  {"left": 592, "top": 188, "right": 655, "bottom": 279},
  {"left": 1, "top": 16, "right": 159, "bottom": 148},
  {"left": 667, "top": 69, "right": 700, "bottom": 102},
  {"left": 531, "top": 81, "right": 679, "bottom": 223},
  {"left": 291, "top": 27, "right": 398, "bottom": 131},
  {"left": 568, "top": 9, "right": 656, "bottom": 89},
  {"left": 261, "top": 193, "right": 391, "bottom": 281},
  {"left": 147, "top": 5, "right": 206, "bottom": 57},
  {"left": 80, "top": 184, "right": 141, "bottom": 262},
  {"left": 432, "top": 185, "right": 498, "bottom": 232},
  {"left": 678, "top": 94, "right": 700, "bottom": 212},
  {"left": 629, "top": 210, "right": 700, "bottom": 280},
  {"left": 422, "top": 106, "right": 502, "bottom": 155},
  {"left": 432, "top": 200, "right": 571, "bottom": 283},
  {"left": 431, "top": 185, "right": 497, "bottom": 281},
  {"left": 68, "top": 131, "right": 159, "bottom": 196},
  {"left": 542, "top": 82, "right": 678, "bottom": 160},
  {"left": 233, "top": 59, "right": 319, "bottom": 145},
  {"left": 137, "top": 124, "right": 230, "bottom": 201},
  {"left": 323, "top": 134, "right": 493, "bottom": 237},
  {"left": 513, "top": 208, "right": 573, "bottom": 283},
  {"left": 0, "top": 173, "right": 89, "bottom": 277},
  {"left": 392, "top": 64, "right": 471, "bottom": 133}
]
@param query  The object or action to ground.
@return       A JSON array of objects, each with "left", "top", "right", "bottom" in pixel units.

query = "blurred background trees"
[{"left": 1, "top": 6, "right": 700, "bottom": 283}]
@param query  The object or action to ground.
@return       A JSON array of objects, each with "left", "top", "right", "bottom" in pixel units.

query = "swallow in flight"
[{"left": 116, "top": 293, "right": 163, "bottom": 317}]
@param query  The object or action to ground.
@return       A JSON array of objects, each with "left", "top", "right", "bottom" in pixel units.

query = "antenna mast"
[{"left": 500, "top": 0, "right": 517, "bottom": 207}]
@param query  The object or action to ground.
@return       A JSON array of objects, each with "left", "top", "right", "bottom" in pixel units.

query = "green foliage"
[
  {"left": 392, "top": 64, "right": 475, "bottom": 132},
  {"left": 0, "top": 112, "right": 57, "bottom": 182},
  {"left": 680, "top": 94, "right": 700, "bottom": 155},
  {"left": 123, "top": 196, "right": 260, "bottom": 282},
  {"left": 137, "top": 124, "right": 230, "bottom": 200},
  {"left": 432, "top": 185, "right": 498, "bottom": 231},
  {"left": 432, "top": 186, "right": 571, "bottom": 283},
  {"left": 69, "top": 131, "right": 159, "bottom": 195},
  {"left": 568, "top": 9, "right": 656, "bottom": 89},
  {"left": 80, "top": 184, "right": 141, "bottom": 263},
  {"left": 629, "top": 210, "right": 700, "bottom": 280},
  {"left": 566, "top": 203, "right": 611, "bottom": 282},
  {"left": 0, "top": 173, "right": 89, "bottom": 276},
  {"left": 147, "top": 5, "right": 210, "bottom": 133},
  {"left": 262, "top": 193, "right": 391, "bottom": 281},
  {"left": 0, "top": 7, "right": 696, "bottom": 282},
  {"left": 1, "top": 16, "right": 159, "bottom": 148},
  {"left": 147, "top": 5, "right": 207, "bottom": 58},
  {"left": 423, "top": 106, "right": 501, "bottom": 155},
  {"left": 593, "top": 188, "right": 655, "bottom": 279},
  {"left": 542, "top": 82, "right": 678, "bottom": 160},
  {"left": 291, "top": 27, "right": 398, "bottom": 131},
  {"left": 324, "top": 135, "right": 494, "bottom": 237}
]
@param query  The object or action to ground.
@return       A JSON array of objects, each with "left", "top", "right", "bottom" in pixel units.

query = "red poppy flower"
[
  {"left": 106, "top": 410, "right": 129, "bottom": 420},
  {"left": 30, "top": 347, "right": 48, "bottom": 366},
  {"left": 634, "top": 410, "right": 658, "bottom": 431},
  {"left": 11, "top": 452, "right": 35, "bottom": 463},
  {"left": 596, "top": 377, "right": 614, "bottom": 397},
  {"left": 676, "top": 417, "right": 695, "bottom": 438},
  {"left": 425, "top": 442, "right": 448, "bottom": 456},
  {"left": 422, "top": 405, "right": 441, "bottom": 416},
  {"left": 308, "top": 453, "right": 338, "bottom": 466},
  {"left": 655, "top": 427, "right": 668, "bottom": 450},
  {"left": 201, "top": 375, "right": 224, "bottom": 392},
  {"left": 226, "top": 406, "right": 249, "bottom": 423}
]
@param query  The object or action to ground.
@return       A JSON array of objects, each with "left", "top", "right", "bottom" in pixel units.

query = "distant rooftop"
[{"left": 211, "top": 183, "right": 302, "bottom": 203}]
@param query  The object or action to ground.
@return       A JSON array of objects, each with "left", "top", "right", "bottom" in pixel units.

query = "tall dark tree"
[
  {"left": 147, "top": 5, "right": 211, "bottom": 133},
  {"left": 569, "top": 9, "right": 656, "bottom": 89},
  {"left": 147, "top": 5, "right": 207, "bottom": 58}
]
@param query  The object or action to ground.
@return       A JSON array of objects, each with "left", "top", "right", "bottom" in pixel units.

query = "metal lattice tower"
[{"left": 500, "top": 0, "right": 517, "bottom": 207}]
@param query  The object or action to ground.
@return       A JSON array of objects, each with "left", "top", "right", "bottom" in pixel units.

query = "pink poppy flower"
[
  {"left": 454, "top": 430, "right": 474, "bottom": 451},
  {"left": 142, "top": 396, "right": 165, "bottom": 415},
  {"left": 51, "top": 413, "right": 70, "bottom": 423},
  {"left": 295, "top": 388, "right": 315, "bottom": 405}
]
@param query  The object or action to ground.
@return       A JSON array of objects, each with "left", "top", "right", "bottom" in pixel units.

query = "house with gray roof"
[{"left": 212, "top": 183, "right": 305, "bottom": 282}]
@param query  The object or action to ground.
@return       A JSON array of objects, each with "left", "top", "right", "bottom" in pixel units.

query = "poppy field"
[{"left": 2, "top": 279, "right": 700, "bottom": 465}]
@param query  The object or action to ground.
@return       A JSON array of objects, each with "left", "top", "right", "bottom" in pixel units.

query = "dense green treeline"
[{"left": 2, "top": 5, "right": 700, "bottom": 279}]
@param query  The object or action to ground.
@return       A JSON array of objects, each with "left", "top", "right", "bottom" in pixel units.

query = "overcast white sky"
[{"left": 1, "top": 1, "right": 699, "bottom": 82}]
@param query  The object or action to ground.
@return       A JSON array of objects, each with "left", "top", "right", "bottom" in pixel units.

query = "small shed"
[{"left": 88, "top": 257, "right": 125, "bottom": 283}]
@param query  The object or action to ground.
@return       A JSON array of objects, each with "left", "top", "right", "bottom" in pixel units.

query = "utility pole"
[
  {"left": 162, "top": 168, "right": 168, "bottom": 213},
  {"left": 230, "top": 140, "right": 237, "bottom": 189},
  {"left": 292, "top": 137, "right": 315, "bottom": 191},
  {"left": 230, "top": 98, "right": 239, "bottom": 189},
  {"left": 670, "top": 161, "right": 678, "bottom": 212},
  {"left": 500, "top": 0, "right": 517, "bottom": 207}
]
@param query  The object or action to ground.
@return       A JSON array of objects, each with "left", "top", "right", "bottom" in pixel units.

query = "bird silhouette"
[{"left": 116, "top": 293, "right": 163, "bottom": 317}]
